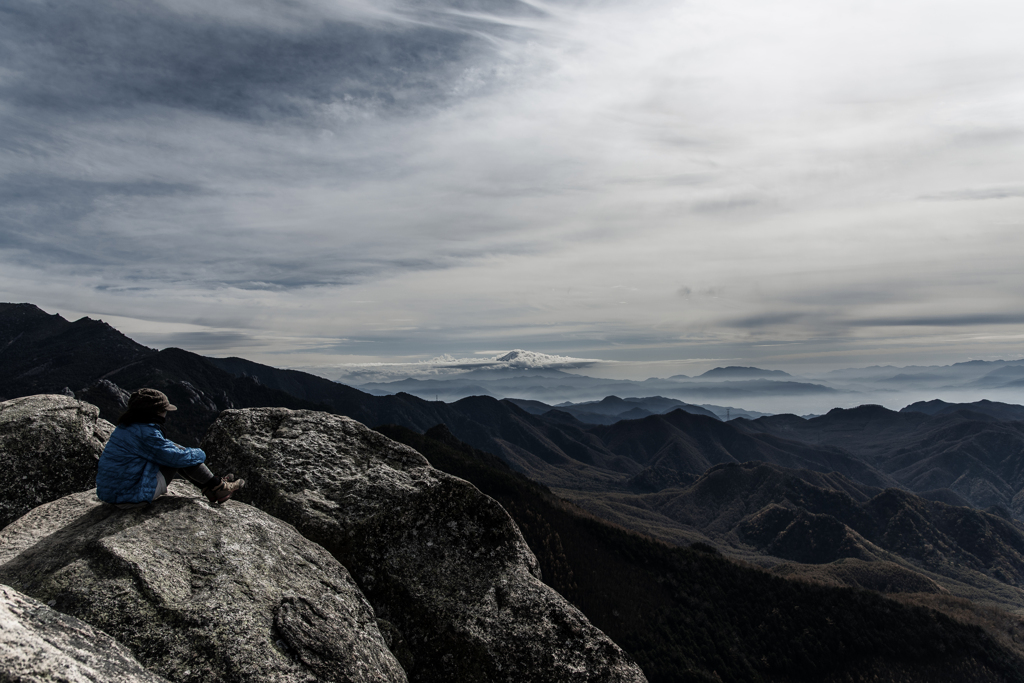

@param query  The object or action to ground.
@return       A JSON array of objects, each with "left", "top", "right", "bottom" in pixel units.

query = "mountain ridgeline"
[
  {"left": 2, "top": 396, "right": 1022, "bottom": 682},
  {"left": 375, "top": 424, "right": 1024, "bottom": 682},
  {"left": 6, "top": 302, "right": 1024, "bottom": 680}
]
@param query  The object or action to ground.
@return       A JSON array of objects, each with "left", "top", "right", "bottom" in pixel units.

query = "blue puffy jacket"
[{"left": 96, "top": 423, "right": 206, "bottom": 504}]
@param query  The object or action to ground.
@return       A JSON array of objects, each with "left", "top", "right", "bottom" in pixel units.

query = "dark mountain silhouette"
[
  {"left": 206, "top": 355, "right": 378, "bottom": 408},
  {"left": 614, "top": 406, "right": 656, "bottom": 421},
  {"left": 377, "top": 424, "right": 1024, "bottom": 683},
  {"left": 637, "top": 461, "right": 1024, "bottom": 604},
  {"left": 542, "top": 406, "right": 656, "bottom": 426},
  {"left": 7, "top": 303, "right": 1005, "bottom": 504},
  {"left": 586, "top": 409, "right": 896, "bottom": 489},
  {"left": 0, "top": 302, "right": 814, "bottom": 492},
  {"left": 196, "top": 368, "right": 631, "bottom": 491},
  {"left": 520, "top": 396, "right": 774, "bottom": 424},
  {"left": 0, "top": 305, "right": 442, "bottom": 446},
  {"left": 7, "top": 305, "right": 1024, "bottom": 519},
  {"left": 902, "top": 399, "right": 1024, "bottom": 422},
  {"left": 565, "top": 396, "right": 719, "bottom": 421},
  {"left": 10, "top": 302, "right": 1024, "bottom": 680},
  {"left": 504, "top": 397, "right": 557, "bottom": 415},
  {"left": 0, "top": 304, "right": 639, "bottom": 488},
  {"left": 739, "top": 405, "right": 1024, "bottom": 517},
  {"left": 566, "top": 395, "right": 717, "bottom": 417},
  {"left": 505, "top": 395, "right": 721, "bottom": 425},
  {"left": 0, "top": 303, "right": 154, "bottom": 399}
]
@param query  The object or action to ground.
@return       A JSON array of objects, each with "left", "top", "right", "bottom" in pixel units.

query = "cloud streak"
[
  {"left": 3, "top": 0, "right": 1024, "bottom": 378},
  {"left": 920, "top": 186, "right": 1024, "bottom": 201}
]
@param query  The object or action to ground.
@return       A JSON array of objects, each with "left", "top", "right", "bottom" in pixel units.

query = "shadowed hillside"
[
  {"left": 738, "top": 405, "right": 1024, "bottom": 517},
  {"left": 563, "top": 461, "right": 1024, "bottom": 612},
  {"left": 588, "top": 410, "right": 895, "bottom": 489},
  {"left": 0, "top": 303, "right": 154, "bottom": 398},
  {"left": 377, "top": 424, "right": 1024, "bottom": 683}
]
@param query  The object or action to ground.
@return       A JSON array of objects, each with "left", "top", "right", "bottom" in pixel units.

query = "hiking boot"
[{"left": 203, "top": 475, "right": 245, "bottom": 505}]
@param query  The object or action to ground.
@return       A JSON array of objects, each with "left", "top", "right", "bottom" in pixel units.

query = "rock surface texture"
[
  {"left": 1, "top": 582, "right": 171, "bottom": 683},
  {"left": 0, "top": 480, "right": 408, "bottom": 683},
  {"left": 0, "top": 394, "right": 114, "bottom": 529},
  {"left": 203, "top": 408, "right": 647, "bottom": 683}
]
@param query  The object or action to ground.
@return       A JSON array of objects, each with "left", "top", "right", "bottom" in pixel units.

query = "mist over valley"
[{"left": 343, "top": 350, "right": 1024, "bottom": 417}]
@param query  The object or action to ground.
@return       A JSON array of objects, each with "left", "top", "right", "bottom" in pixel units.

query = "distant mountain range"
[
  {"left": 680, "top": 365, "right": 793, "bottom": 380},
  {"left": 8, "top": 302, "right": 1024, "bottom": 631},
  {"left": 506, "top": 395, "right": 770, "bottom": 424},
  {"left": 354, "top": 370, "right": 839, "bottom": 411},
  {"left": 822, "top": 360, "right": 1024, "bottom": 398},
  {"left": 349, "top": 354, "right": 1024, "bottom": 415},
  {"left": 5, "top": 302, "right": 1024, "bottom": 511}
]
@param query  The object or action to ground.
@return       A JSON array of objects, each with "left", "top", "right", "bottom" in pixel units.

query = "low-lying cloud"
[{"left": 335, "top": 349, "right": 605, "bottom": 383}]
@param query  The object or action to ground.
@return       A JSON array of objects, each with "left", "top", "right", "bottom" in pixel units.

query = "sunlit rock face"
[
  {"left": 1, "top": 582, "right": 171, "bottom": 683},
  {"left": 0, "top": 481, "right": 407, "bottom": 683},
  {"left": 0, "top": 394, "right": 114, "bottom": 529},
  {"left": 203, "top": 407, "right": 647, "bottom": 683}
]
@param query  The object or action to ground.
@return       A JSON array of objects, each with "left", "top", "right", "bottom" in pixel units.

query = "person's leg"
[
  {"left": 152, "top": 464, "right": 244, "bottom": 505},
  {"left": 176, "top": 462, "right": 245, "bottom": 505},
  {"left": 178, "top": 463, "right": 216, "bottom": 489},
  {"left": 154, "top": 464, "right": 210, "bottom": 496}
]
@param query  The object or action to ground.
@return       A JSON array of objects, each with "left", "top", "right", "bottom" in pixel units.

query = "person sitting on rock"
[{"left": 96, "top": 388, "right": 244, "bottom": 508}]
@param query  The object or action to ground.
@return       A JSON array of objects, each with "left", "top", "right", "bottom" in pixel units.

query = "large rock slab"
[
  {"left": 0, "top": 394, "right": 114, "bottom": 529},
  {"left": 0, "top": 481, "right": 407, "bottom": 683},
  {"left": 202, "top": 408, "right": 647, "bottom": 683},
  {"left": 1, "top": 582, "right": 170, "bottom": 683}
]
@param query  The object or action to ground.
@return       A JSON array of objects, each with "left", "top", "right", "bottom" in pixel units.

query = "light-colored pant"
[{"left": 115, "top": 463, "right": 215, "bottom": 509}]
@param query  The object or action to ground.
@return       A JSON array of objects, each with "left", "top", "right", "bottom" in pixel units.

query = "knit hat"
[{"left": 127, "top": 388, "right": 177, "bottom": 413}]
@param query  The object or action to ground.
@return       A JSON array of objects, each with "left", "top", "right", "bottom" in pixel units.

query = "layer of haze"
[{"left": 3, "top": 0, "right": 1024, "bottom": 383}]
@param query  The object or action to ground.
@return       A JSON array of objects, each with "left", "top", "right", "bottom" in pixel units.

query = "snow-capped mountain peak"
[
  {"left": 335, "top": 349, "right": 602, "bottom": 383},
  {"left": 494, "top": 349, "right": 591, "bottom": 368}
]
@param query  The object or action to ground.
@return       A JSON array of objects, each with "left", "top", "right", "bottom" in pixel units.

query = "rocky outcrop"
[
  {"left": 75, "top": 378, "right": 132, "bottom": 421},
  {"left": 0, "top": 394, "right": 114, "bottom": 528},
  {"left": 202, "top": 408, "right": 647, "bottom": 683},
  {"left": 0, "top": 480, "right": 407, "bottom": 683},
  {"left": 1, "top": 582, "right": 170, "bottom": 683}
]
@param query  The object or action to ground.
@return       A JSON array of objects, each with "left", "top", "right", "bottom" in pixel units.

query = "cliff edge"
[
  {"left": 203, "top": 407, "right": 647, "bottom": 683},
  {"left": 0, "top": 396, "right": 645, "bottom": 683}
]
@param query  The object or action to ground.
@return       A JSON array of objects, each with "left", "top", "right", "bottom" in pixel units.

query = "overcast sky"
[{"left": 3, "top": 0, "right": 1024, "bottom": 380}]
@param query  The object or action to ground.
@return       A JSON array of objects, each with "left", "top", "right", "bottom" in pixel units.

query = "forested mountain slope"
[
  {"left": 738, "top": 405, "right": 1024, "bottom": 516},
  {"left": 378, "top": 424, "right": 1024, "bottom": 683}
]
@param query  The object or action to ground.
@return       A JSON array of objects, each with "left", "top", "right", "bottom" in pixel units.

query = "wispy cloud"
[
  {"left": 919, "top": 186, "right": 1024, "bottom": 201},
  {"left": 3, "top": 0, "right": 1024, "bottom": 376},
  {"left": 853, "top": 314, "right": 1024, "bottom": 328}
]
